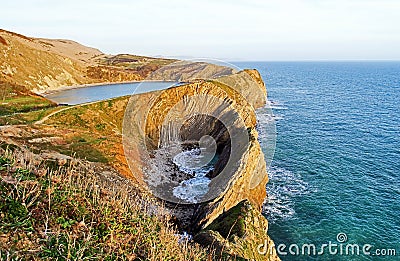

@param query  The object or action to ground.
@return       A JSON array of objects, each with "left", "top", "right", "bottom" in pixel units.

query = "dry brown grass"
[{"left": 0, "top": 147, "right": 212, "bottom": 260}]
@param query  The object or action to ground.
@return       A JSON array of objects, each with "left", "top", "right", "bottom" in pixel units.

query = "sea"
[{"left": 234, "top": 61, "right": 400, "bottom": 260}]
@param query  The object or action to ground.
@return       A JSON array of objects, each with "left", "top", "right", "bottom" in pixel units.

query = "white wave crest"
[{"left": 263, "top": 166, "right": 312, "bottom": 223}]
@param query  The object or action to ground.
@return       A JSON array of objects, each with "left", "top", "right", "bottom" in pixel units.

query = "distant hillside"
[
  {"left": 0, "top": 29, "right": 241, "bottom": 93},
  {"left": 0, "top": 29, "right": 175, "bottom": 93},
  {"left": 0, "top": 30, "right": 237, "bottom": 94}
]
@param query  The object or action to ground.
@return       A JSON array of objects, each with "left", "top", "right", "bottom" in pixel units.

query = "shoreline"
[{"left": 37, "top": 80, "right": 177, "bottom": 96}]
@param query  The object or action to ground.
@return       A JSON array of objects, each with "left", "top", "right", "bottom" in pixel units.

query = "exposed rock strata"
[{"left": 122, "top": 70, "right": 279, "bottom": 260}]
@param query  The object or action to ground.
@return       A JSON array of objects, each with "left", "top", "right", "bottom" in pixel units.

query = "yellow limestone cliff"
[{"left": 122, "top": 70, "right": 279, "bottom": 260}]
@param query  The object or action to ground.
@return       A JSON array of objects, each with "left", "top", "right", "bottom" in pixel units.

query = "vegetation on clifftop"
[
  {"left": 0, "top": 82, "right": 56, "bottom": 117},
  {"left": 0, "top": 148, "right": 211, "bottom": 260}
]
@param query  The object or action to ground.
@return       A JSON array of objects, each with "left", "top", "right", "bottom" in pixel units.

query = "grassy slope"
[
  {"left": 1, "top": 83, "right": 124, "bottom": 165},
  {"left": 0, "top": 81, "right": 57, "bottom": 124},
  {"left": 42, "top": 97, "right": 130, "bottom": 170},
  {"left": 0, "top": 106, "right": 62, "bottom": 126},
  {"left": 0, "top": 96, "right": 221, "bottom": 260},
  {"left": 0, "top": 30, "right": 176, "bottom": 92},
  {"left": 0, "top": 148, "right": 210, "bottom": 260},
  {"left": 0, "top": 82, "right": 55, "bottom": 114}
]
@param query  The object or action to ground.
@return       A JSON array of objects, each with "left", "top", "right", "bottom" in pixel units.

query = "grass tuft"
[{"left": 0, "top": 149, "right": 211, "bottom": 260}]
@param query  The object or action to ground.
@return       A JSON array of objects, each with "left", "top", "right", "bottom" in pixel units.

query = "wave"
[
  {"left": 270, "top": 106, "right": 288, "bottom": 110},
  {"left": 272, "top": 115, "right": 284, "bottom": 120},
  {"left": 172, "top": 148, "right": 215, "bottom": 203},
  {"left": 262, "top": 166, "right": 313, "bottom": 223},
  {"left": 266, "top": 100, "right": 288, "bottom": 110},
  {"left": 258, "top": 101, "right": 285, "bottom": 123}
]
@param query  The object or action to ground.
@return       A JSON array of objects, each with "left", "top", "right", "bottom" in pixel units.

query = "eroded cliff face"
[
  {"left": 188, "top": 70, "right": 270, "bottom": 225},
  {"left": 122, "top": 70, "right": 279, "bottom": 260}
]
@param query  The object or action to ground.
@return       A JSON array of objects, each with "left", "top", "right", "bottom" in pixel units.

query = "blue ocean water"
[{"left": 235, "top": 62, "right": 400, "bottom": 260}]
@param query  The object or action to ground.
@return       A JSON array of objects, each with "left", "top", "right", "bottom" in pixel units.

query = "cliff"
[
  {"left": 122, "top": 70, "right": 279, "bottom": 260},
  {"left": 37, "top": 70, "right": 279, "bottom": 260}
]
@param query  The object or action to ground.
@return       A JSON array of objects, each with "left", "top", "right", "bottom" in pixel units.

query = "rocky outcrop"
[
  {"left": 194, "top": 200, "right": 279, "bottom": 260},
  {"left": 216, "top": 69, "right": 267, "bottom": 109}
]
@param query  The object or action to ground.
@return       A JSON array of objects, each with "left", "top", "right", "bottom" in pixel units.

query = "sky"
[{"left": 1, "top": 0, "right": 400, "bottom": 61}]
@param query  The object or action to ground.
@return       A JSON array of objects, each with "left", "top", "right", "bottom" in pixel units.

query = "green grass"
[
  {"left": 0, "top": 81, "right": 56, "bottom": 120},
  {"left": 0, "top": 106, "right": 62, "bottom": 125},
  {"left": 0, "top": 95, "right": 55, "bottom": 117},
  {"left": 38, "top": 97, "right": 130, "bottom": 164},
  {"left": 66, "top": 135, "right": 108, "bottom": 163},
  {"left": 98, "top": 54, "right": 176, "bottom": 69},
  {"left": 28, "top": 134, "right": 109, "bottom": 163},
  {"left": 206, "top": 201, "right": 247, "bottom": 239},
  {"left": 0, "top": 149, "right": 211, "bottom": 260}
]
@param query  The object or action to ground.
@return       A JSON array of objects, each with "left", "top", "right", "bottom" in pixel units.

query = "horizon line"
[{"left": 226, "top": 59, "right": 400, "bottom": 63}]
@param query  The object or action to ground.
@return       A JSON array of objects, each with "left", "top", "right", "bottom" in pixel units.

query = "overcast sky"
[{"left": 2, "top": 0, "right": 400, "bottom": 60}]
